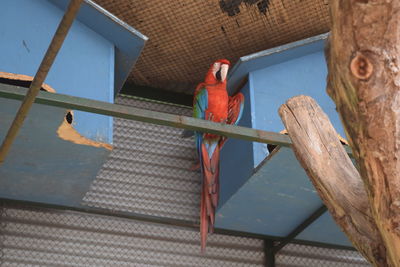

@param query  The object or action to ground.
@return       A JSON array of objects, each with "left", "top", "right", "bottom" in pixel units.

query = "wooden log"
[
  {"left": 279, "top": 95, "right": 387, "bottom": 266},
  {"left": 326, "top": 1, "right": 400, "bottom": 265}
]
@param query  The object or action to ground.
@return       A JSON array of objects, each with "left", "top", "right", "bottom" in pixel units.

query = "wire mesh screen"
[
  {"left": 0, "top": 203, "right": 265, "bottom": 266},
  {"left": 0, "top": 203, "right": 371, "bottom": 267},
  {"left": 83, "top": 96, "right": 201, "bottom": 222},
  {"left": 276, "top": 243, "right": 370, "bottom": 267},
  {"left": 94, "top": 0, "right": 330, "bottom": 93}
]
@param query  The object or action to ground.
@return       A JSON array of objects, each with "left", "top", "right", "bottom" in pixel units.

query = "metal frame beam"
[
  {"left": 261, "top": 205, "right": 328, "bottom": 265},
  {"left": 264, "top": 240, "right": 276, "bottom": 267},
  {"left": 0, "top": 0, "right": 83, "bottom": 164},
  {"left": 0, "top": 198, "right": 354, "bottom": 251},
  {"left": 0, "top": 197, "right": 282, "bottom": 240},
  {"left": 0, "top": 84, "right": 292, "bottom": 146},
  {"left": 272, "top": 205, "right": 328, "bottom": 253},
  {"left": 0, "top": 83, "right": 354, "bottom": 157}
]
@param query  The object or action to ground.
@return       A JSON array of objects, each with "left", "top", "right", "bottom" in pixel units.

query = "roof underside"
[{"left": 94, "top": 0, "right": 330, "bottom": 94}]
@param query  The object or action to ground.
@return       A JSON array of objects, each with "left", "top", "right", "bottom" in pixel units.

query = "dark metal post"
[
  {"left": 273, "top": 205, "right": 327, "bottom": 253},
  {"left": 0, "top": 0, "right": 83, "bottom": 164},
  {"left": 264, "top": 240, "right": 276, "bottom": 267}
]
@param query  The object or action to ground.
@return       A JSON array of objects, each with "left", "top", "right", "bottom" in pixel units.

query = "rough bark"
[
  {"left": 326, "top": 1, "right": 400, "bottom": 266},
  {"left": 279, "top": 96, "right": 387, "bottom": 266}
]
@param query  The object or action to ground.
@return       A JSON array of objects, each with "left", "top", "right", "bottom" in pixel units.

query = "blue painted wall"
[
  {"left": 221, "top": 52, "right": 343, "bottom": 203},
  {"left": 296, "top": 212, "right": 353, "bottom": 246},
  {"left": 0, "top": 97, "right": 110, "bottom": 206},
  {"left": 49, "top": 0, "right": 148, "bottom": 96},
  {"left": 250, "top": 51, "right": 345, "bottom": 166},
  {"left": 217, "top": 38, "right": 353, "bottom": 247},
  {"left": 0, "top": 0, "right": 114, "bottom": 143},
  {"left": 217, "top": 147, "right": 322, "bottom": 237},
  {"left": 219, "top": 82, "right": 254, "bottom": 208}
]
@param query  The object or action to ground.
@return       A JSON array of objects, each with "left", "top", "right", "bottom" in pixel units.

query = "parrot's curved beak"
[
  {"left": 215, "top": 64, "right": 229, "bottom": 82},
  {"left": 212, "top": 62, "right": 229, "bottom": 82},
  {"left": 220, "top": 64, "right": 229, "bottom": 82}
]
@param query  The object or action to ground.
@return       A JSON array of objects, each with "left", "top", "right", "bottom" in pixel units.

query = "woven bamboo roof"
[{"left": 95, "top": 0, "right": 330, "bottom": 94}]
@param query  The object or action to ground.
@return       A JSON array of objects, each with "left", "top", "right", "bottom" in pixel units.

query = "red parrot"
[{"left": 192, "top": 59, "right": 244, "bottom": 252}]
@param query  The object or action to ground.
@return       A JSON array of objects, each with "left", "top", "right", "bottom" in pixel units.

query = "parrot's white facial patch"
[
  {"left": 212, "top": 62, "right": 229, "bottom": 82},
  {"left": 220, "top": 64, "right": 229, "bottom": 82},
  {"left": 212, "top": 62, "right": 221, "bottom": 77}
]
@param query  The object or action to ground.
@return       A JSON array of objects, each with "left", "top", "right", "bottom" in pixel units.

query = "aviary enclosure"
[{"left": 0, "top": 0, "right": 398, "bottom": 266}]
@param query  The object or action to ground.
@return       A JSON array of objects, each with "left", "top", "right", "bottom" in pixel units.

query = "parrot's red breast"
[
  {"left": 201, "top": 59, "right": 230, "bottom": 137},
  {"left": 192, "top": 59, "right": 245, "bottom": 253}
]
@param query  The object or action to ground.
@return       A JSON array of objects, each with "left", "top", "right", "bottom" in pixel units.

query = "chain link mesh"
[
  {"left": 0, "top": 203, "right": 264, "bottom": 266},
  {"left": 0, "top": 202, "right": 371, "bottom": 266},
  {"left": 276, "top": 243, "right": 370, "bottom": 267},
  {"left": 83, "top": 96, "right": 201, "bottom": 222},
  {"left": 94, "top": 0, "right": 330, "bottom": 93}
]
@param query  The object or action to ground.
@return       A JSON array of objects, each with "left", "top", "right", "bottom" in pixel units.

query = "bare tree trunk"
[
  {"left": 277, "top": 1, "right": 400, "bottom": 265},
  {"left": 325, "top": 1, "right": 400, "bottom": 266},
  {"left": 279, "top": 96, "right": 387, "bottom": 266}
]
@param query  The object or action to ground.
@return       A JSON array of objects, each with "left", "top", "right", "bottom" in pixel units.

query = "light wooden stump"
[{"left": 279, "top": 96, "right": 386, "bottom": 266}]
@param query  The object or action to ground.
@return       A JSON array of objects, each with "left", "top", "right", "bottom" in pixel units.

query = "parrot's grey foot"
[{"left": 190, "top": 161, "right": 201, "bottom": 171}]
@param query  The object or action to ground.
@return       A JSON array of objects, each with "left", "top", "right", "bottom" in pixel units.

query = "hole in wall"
[
  {"left": 0, "top": 71, "right": 112, "bottom": 150},
  {"left": 65, "top": 112, "right": 73, "bottom": 124}
]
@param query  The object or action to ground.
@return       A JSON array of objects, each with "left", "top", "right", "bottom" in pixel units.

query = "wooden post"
[
  {"left": 325, "top": 0, "right": 400, "bottom": 266},
  {"left": 278, "top": 1, "right": 400, "bottom": 265},
  {"left": 279, "top": 96, "right": 387, "bottom": 266}
]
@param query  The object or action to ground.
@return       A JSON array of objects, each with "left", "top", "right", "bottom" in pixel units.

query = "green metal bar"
[
  {"left": 0, "top": 83, "right": 354, "bottom": 157},
  {"left": 0, "top": 0, "right": 83, "bottom": 164},
  {"left": 0, "top": 84, "right": 292, "bottom": 146}
]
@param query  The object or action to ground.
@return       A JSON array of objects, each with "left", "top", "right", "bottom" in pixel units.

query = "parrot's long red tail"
[{"left": 200, "top": 140, "right": 221, "bottom": 253}]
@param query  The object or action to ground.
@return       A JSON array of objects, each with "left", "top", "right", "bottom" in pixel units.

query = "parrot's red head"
[{"left": 204, "top": 59, "right": 230, "bottom": 84}]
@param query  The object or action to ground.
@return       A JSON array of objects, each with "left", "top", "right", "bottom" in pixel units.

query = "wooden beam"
[
  {"left": 279, "top": 95, "right": 386, "bottom": 267},
  {"left": 0, "top": 83, "right": 291, "bottom": 146},
  {"left": 326, "top": 1, "right": 400, "bottom": 265}
]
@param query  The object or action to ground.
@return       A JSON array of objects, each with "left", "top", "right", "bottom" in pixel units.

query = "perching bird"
[{"left": 192, "top": 59, "right": 244, "bottom": 252}]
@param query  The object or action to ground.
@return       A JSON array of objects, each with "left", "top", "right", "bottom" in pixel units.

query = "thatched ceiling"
[{"left": 95, "top": 0, "right": 330, "bottom": 94}]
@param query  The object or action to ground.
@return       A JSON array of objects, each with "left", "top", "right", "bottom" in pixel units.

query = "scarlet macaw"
[{"left": 192, "top": 59, "right": 244, "bottom": 252}]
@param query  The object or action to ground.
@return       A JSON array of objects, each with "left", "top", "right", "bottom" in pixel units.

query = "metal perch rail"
[{"left": 0, "top": 84, "right": 353, "bottom": 156}]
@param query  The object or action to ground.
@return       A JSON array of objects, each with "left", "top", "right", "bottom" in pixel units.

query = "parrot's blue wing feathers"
[
  {"left": 181, "top": 88, "right": 208, "bottom": 138},
  {"left": 193, "top": 87, "right": 208, "bottom": 119},
  {"left": 194, "top": 88, "right": 208, "bottom": 155}
]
